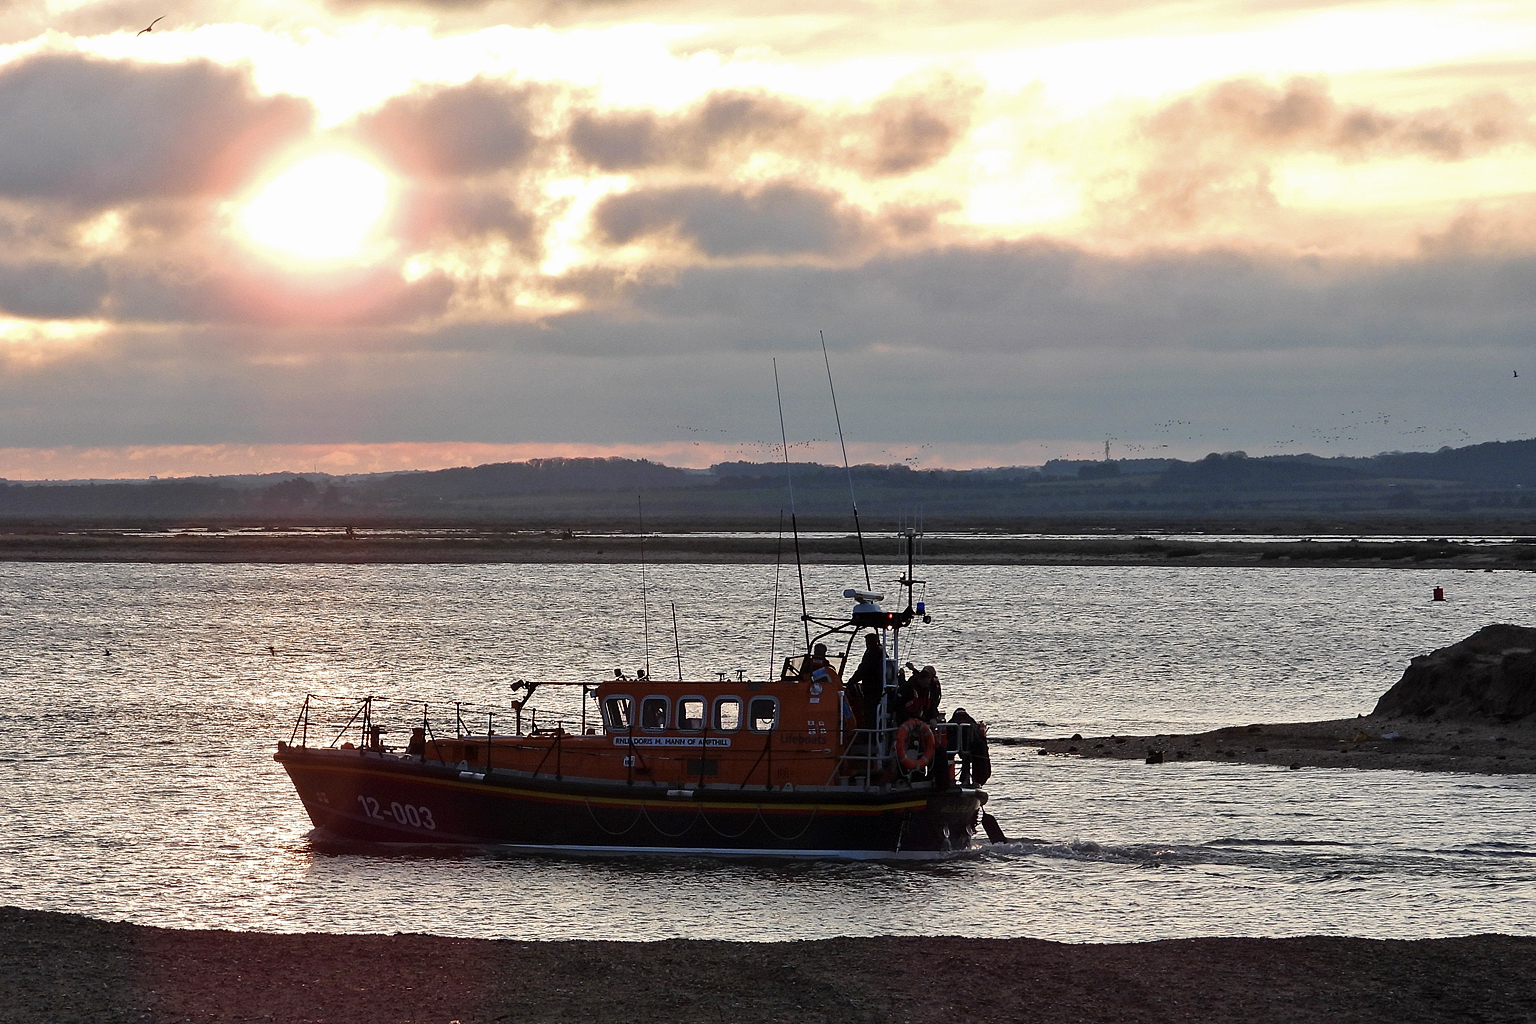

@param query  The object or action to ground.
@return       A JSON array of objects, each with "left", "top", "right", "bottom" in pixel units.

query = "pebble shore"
[{"left": 4, "top": 907, "right": 1534, "bottom": 1024}]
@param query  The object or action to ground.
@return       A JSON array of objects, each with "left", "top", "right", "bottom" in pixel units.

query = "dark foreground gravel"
[{"left": 3, "top": 907, "right": 1534, "bottom": 1024}]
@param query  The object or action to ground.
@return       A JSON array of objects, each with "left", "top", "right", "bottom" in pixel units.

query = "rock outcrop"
[{"left": 1374, "top": 624, "right": 1536, "bottom": 722}]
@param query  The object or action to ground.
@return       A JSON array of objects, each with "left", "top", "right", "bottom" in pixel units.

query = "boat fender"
[{"left": 896, "top": 719, "right": 936, "bottom": 772}]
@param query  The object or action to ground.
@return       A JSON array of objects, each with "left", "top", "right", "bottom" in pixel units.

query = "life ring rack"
[{"left": 896, "top": 718, "right": 937, "bottom": 772}]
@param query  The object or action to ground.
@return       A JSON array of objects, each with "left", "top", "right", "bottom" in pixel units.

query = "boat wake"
[{"left": 971, "top": 834, "right": 1500, "bottom": 876}]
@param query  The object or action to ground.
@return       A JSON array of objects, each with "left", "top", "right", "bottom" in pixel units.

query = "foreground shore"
[
  {"left": 1010, "top": 713, "right": 1536, "bottom": 774},
  {"left": 4, "top": 907, "right": 1533, "bottom": 1024}
]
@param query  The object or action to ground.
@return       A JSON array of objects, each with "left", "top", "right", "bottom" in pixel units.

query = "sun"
[{"left": 239, "top": 152, "right": 393, "bottom": 262}]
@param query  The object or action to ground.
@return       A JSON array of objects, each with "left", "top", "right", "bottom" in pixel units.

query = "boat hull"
[{"left": 275, "top": 745, "right": 986, "bottom": 859}]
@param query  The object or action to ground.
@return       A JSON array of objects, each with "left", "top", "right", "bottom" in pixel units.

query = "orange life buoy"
[{"left": 896, "top": 718, "right": 936, "bottom": 772}]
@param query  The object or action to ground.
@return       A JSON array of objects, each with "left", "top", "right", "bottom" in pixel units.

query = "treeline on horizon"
[{"left": 7, "top": 438, "right": 1536, "bottom": 526}]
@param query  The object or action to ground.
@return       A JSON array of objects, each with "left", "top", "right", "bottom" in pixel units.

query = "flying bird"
[
  {"left": 137, "top": 16, "right": 164, "bottom": 35},
  {"left": 1515, "top": 370, "right": 1519, "bottom": 378}
]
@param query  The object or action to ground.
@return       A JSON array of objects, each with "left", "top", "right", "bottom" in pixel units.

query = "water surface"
[{"left": 1, "top": 561, "right": 1532, "bottom": 942}]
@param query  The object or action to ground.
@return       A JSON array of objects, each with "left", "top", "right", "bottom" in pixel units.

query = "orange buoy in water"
[{"left": 1433, "top": 587, "right": 1445, "bottom": 601}]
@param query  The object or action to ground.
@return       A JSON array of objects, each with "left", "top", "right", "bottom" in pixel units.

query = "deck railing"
[{"left": 283, "top": 693, "right": 986, "bottom": 789}]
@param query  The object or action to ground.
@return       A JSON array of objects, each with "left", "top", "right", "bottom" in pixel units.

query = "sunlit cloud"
[
  {"left": 0, "top": 317, "right": 110, "bottom": 363},
  {"left": 0, "top": 1, "right": 1535, "bottom": 474}
]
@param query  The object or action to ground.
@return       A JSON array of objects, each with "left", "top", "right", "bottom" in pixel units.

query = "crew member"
[
  {"left": 848, "top": 633, "right": 888, "bottom": 730},
  {"left": 902, "top": 665, "right": 942, "bottom": 722},
  {"left": 803, "top": 643, "right": 832, "bottom": 678},
  {"left": 948, "top": 708, "right": 991, "bottom": 786}
]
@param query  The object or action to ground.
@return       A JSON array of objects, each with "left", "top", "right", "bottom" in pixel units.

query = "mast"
[
  {"left": 820, "top": 331, "right": 871, "bottom": 590},
  {"left": 773, "top": 359, "right": 812, "bottom": 653},
  {"left": 638, "top": 494, "right": 651, "bottom": 679},
  {"left": 769, "top": 510, "right": 783, "bottom": 680},
  {"left": 671, "top": 602, "right": 682, "bottom": 681}
]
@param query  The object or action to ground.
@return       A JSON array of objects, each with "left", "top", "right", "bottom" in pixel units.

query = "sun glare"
[{"left": 240, "top": 153, "right": 392, "bottom": 261}]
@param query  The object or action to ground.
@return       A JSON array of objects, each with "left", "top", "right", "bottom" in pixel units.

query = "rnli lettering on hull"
[{"left": 613, "top": 736, "right": 731, "bottom": 748}]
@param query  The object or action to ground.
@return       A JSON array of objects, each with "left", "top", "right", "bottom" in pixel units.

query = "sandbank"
[
  {"left": 1, "top": 528, "right": 1534, "bottom": 569},
  {"left": 1011, "top": 714, "right": 1536, "bottom": 774}
]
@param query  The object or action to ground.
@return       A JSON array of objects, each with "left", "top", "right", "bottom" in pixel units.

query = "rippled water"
[{"left": 1, "top": 561, "right": 1533, "bottom": 942}]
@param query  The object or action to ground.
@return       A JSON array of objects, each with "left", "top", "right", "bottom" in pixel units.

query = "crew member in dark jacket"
[
  {"left": 948, "top": 707, "right": 991, "bottom": 786},
  {"left": 899, "top": 663, "right": 942, "bottom": 722},
  {"left": 848, "top": 632, "right": 887, "bottom": 730},
  {"left": 802, "top": 643, "right": 832, "bottom": 678}
]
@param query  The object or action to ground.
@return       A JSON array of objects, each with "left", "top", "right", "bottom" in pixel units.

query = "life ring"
[{"left": 896, "top": 719, "right": 936, "bottom": 772}]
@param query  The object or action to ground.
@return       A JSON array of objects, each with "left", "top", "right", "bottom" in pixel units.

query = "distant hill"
[
  {"left": 349, "top": 457, "right": 707, "bottom": 500},
  {"left": 1365, "top": 439, "right": 1536, "bottom": 487},
  {"left": 6, "top": 439, "right": 1536, "bottom": 529},
  {"left": 1160, "top": 452, "right": 1369, "bottom": 489}
]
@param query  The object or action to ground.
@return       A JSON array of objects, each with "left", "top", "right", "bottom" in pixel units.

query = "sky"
[{"left": 1, "top": 0, "right": 1534, "bottom": 479}]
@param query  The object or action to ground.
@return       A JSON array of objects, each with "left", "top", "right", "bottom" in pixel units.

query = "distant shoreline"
[
  {"left": 3, "top": 906, "right": 1533, "bottom": 1024},
  {"left": 2, "top": 529, "right": 1535, "bottom": 568}
]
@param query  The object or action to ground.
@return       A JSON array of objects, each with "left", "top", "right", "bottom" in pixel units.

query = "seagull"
[
  {"left": 137, "top": 16, "right": 164, "bottom": 35},
  {"left": 1515, "top": 370, "right": 1519, "bottom": 378}
]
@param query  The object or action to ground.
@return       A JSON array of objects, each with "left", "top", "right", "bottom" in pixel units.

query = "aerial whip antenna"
[
  {"left": 821, "top": 330, "right": 871, "bottom": 590},
  {"left": 769, "top": 510, "right": 784, "bottom": 681},
  {"left": 774, "top": 359, "right": 812, "bottom": 653},
  {"left": 638, "top": 494, "right": 651, "bottom": 679},
  {"left": 671, "top": 602, "right": 682, "bottom": 681}
]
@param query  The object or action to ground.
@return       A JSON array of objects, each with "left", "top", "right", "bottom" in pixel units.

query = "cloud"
[
  {"left": 1147, "top": 77, "right": 1533, "bottom": 161},
  {"left": 1418, "top": 197, "right": 1536, "bottom": 257},
  {"left": 569, "top": 90, "right": 807, "bottom": 171},
  {"left": 3, "top": 236, "right": 1535, "bottom": 462},
  {"left": 394, "top": 181, "right": 541, "bottom": 249},
  {"left": 1100, "top": 77, "right": 1536, "bottom": 231},
  {"left": 108, "top": 257, "right": 458, "bottom": 327},
  {"left": 0, "top": 201, "right": 96, "bottom": 259},
  {"left": 856, "top": 75, "right": 980, "bottom": 175},
  {"left": 0, "top": 260, "right": 108, "bottom": 318},
  {"left": 343, "top": 79, "right": 555, "bottom": 260},
  {"left": 352, "top": 78, "right": 546, "bottom": 178},
  {"left": 539, "top": 239, "right": 1536, "bottom": 361},
  {"left": 593, "top": 181, "right": 874, "bottom": 258},
  {"left": 567, "top": 72, "right": 979, "bottom": 178},
  {"left": 0, "top": 53, "right": 313, "bottom": 208}
]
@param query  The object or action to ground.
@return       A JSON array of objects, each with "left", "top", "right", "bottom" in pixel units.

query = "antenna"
[
  {"left": 769, "top": 509, "right": 783, "bottom": 681},
  {"left": 638, "top": 494, "right": 651, "bottom": 679},
  {"left": 773, "top": 358, "right": 812, "bottom": 653},
  {"left": 821, "top": 330, "right": 871, "bottom": 590},
  {"left": 671, "top": 602, "right": 682, "bottom": 681}
]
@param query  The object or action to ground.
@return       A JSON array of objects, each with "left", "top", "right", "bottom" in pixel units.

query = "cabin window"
[
  {"left": 713, "top": 696, "right": 742, "bottom": 732},
  {"left": 748, "top": 696, "right": 778, "bottom": 732},
  {"left": 678, "top": 697, "right": 706, "bottom": 731},
  {"left": 640, "top": 696, "right": 669, "bottom": 731},
  {"left": 603, "top": 695, "right": 633, "bottom": 732}
]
